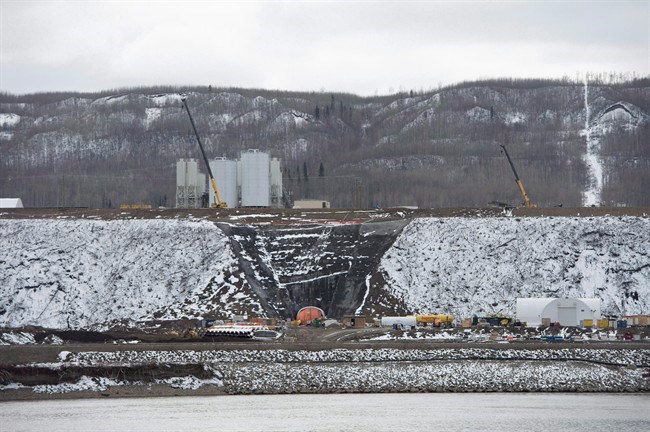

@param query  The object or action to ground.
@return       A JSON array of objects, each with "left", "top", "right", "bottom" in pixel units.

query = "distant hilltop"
[{"left": 0, "top": 78, "right": 648, "bottom": 209}]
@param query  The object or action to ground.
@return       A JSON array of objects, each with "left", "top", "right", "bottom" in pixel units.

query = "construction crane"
[
  {"left": 180, "top": 95, "right": 227, "bottom": 208},
  {"left": 500, "top": 145, "right": 536, "bottom": 208}
]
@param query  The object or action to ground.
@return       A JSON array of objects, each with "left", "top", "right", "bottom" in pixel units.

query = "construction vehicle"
[
  {"left": 500, "top": 145, "right": 536, "bottom": 208},
  {"left": 416, "top": 314, "right": 454, "bottom": 328},
  {"left": 180, "top": 95, "right": 227, "bottom": 208}
]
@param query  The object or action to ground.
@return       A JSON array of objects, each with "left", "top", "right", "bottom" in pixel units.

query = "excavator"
[
  {"left": 181, "top": 95, "right": 227, "bottom": 208},
  {"left": 500, "top": 145, "right": 536, "bottom": 208}
]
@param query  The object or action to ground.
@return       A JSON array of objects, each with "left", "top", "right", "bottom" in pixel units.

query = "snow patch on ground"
[
  {"left": 0, "top": 332, "right": 36, "bottom": 345},
  {"left": 0, "top": 113, "right": 20, "bottom": 127},
  {"left": 144, "top": 108, "right": 162, "bottom": 126},
  {"left": 33, "top": 376, "right": 125, "bottom": 394},
  {"left": 503, "top": 112, "right": 526, "bottom": 124},
  {"left": 148, "top": 94, "right": 182, "bottom": 106}
]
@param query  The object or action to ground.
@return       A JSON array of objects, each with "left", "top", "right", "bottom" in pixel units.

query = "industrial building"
[
  {"left": 516, "top": 298, "right": 601, "bottom": 327},
  {"left": 342, "top": 315, "right": 367, "bottom": 328},
  {"left": 177, "top": 150, "right": 283, "bottom": 209}
]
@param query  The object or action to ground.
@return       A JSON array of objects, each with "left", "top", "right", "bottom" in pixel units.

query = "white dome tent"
[
  {"left": 0, "top": 198, "right": 23, "bottom": 208},
  {"left": 516, "top": 298, "right": 601, "bottom": 327}
]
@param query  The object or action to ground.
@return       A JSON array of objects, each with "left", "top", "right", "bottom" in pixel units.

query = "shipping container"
[{"left": 597, "top": 319, "right": 609, "bottom": 328}]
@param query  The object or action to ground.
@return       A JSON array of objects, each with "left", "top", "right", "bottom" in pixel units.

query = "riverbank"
[{"left": 1, "top": 343, "right": 649, "bottom": 400}]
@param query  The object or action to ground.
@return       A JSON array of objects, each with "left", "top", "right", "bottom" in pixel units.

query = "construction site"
[{"left": 2, "top": 96, "right": 649, "bottom": 400}]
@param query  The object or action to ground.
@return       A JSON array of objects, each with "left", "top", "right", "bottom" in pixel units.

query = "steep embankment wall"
[
  {"left": 0, "top": 219, "right": 263, "bottom": 329},
  {"left": 377, "top": 217, "right": 650, "bottom": 318},
  {"left": 1, "top": 215, "right": 649, "bottom": 329}
]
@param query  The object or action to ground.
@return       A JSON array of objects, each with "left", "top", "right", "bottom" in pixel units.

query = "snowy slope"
[
  {"left": 379, "top": 216, "right": 650, "bottom": 318},
  {"left": 0, "top": 219, "right": 263, "bottom": 328},
  {"left": 1, "top": 215, "right": 649, "bottom": 329}
]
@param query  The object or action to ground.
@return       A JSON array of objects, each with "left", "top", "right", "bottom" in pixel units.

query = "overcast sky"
[{"left": 1, "top": 0, "right": 648, "bottom": 96}]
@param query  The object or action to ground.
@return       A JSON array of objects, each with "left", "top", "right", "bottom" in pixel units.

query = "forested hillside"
[{"left": 1, "top": 78, "right": 648, "bottom": 208}]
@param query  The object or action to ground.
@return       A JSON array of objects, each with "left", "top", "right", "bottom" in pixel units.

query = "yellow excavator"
[
  {"left": 181, "top": 95, "right": 227, "bottom": 208},
  {"left": 500, "top": 145, "right": 536, "bottom": 208}
]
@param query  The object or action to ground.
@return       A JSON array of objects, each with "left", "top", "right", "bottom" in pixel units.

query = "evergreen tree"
[
  {"left": 314, "top": 106, "right": 320, "bottom": 120},
  {"left": 319, "top": 162, "right": 325, "bottom": 177}
]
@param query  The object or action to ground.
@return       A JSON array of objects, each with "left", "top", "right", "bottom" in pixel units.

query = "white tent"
[
  {"left": 516, "top": 298, "right": 601, "bottom": 327},
  {"left": 0, "top": 198, "right": 23, "bottom": 208}
]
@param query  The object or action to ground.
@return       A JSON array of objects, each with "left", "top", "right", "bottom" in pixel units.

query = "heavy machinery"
[
  {"left": 415, "top": 314, "right": 454, "bottom": 328},
  {"left": 500, "top": 145, "right": 536, "bottom": 208},
  {"left": 180, "top": 95, "right": 227, "bottom": 208}
]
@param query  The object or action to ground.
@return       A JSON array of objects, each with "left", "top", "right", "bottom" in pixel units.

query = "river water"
[{"left": 1, "top": 393, "right": 649, "bottom": 432}]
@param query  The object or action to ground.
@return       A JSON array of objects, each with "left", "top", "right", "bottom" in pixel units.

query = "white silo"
[
  {"left": 240, "top": 149, "right": 270, "bottom": 207},
  {"left": 209, "top": 157, "right": 238, "bottom": 207},
  {"left": 196, "top": 172, "right": 206, "bottom": 194},
  {"left": 176, "top": 158, "right": 202, "bottom": 208},
  {"left": 270, "top": 157, "right": 283, "bottom": 208}
]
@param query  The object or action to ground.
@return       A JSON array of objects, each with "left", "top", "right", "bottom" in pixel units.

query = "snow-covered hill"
[
  {"left": 377, "top": 216, "right": 650, "bottom": 318},
  {"left": 1, "top": 215, "right": 649, "bottom": 329},
  {"left": 2, "top": 79, "right": 648, "bottom": 208},
  {"left": 0, "top": 219, "right": 263, "bottom": 329}
]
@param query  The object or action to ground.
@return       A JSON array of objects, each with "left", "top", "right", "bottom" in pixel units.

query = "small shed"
[
  {"left": 296, "top": 306, "right": 326, "bottom": 325},
  {"left": 293, "top": 199, "right": 330, "bottom": 209},
  {"left": 516, "top": 298, "right": 601, "bottom": 327},
  {"left": 0, "top": 198, "right": 23, "bottom": 208},
  {"left": 342, "top": 315, "right": 366, "bottom": 328}
]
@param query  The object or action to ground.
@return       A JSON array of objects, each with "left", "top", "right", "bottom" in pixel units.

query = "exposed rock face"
[{"left": 219, "top": 220, "right": 409, "bottom": 319}]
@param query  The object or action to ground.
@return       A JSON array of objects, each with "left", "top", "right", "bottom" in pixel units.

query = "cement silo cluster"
[{"left": 176, "top": 150, "right": 282, "bottom": 208}]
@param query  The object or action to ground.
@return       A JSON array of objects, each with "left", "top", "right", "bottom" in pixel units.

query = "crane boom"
[
  {"left": 500, "top": 145, "right": 536, "bottom": 208},
  {"left": 181, "top": 95, "right": 227, "bottom": 208}
]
